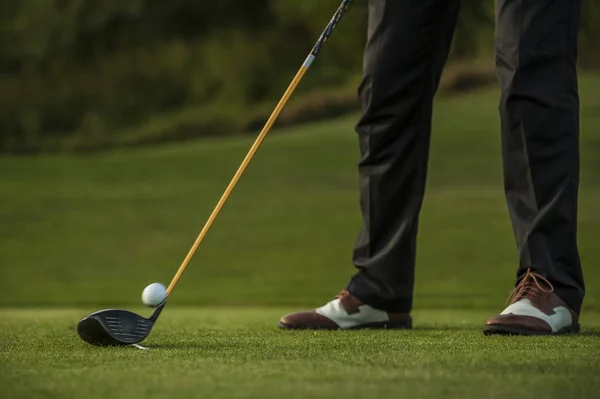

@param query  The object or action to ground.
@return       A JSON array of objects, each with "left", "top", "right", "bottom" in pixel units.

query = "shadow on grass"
[{"left": 145, "top": 327, "right": 600, "bottom": 350}]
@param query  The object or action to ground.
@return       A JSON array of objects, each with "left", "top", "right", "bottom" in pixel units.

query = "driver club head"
[{"left": 77, "top": 302, "right": 165, "bottom": 347}]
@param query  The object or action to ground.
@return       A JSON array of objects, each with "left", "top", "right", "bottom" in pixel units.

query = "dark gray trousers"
[{"left": 346, "top": 0, "right": 585, "bottom": 314}]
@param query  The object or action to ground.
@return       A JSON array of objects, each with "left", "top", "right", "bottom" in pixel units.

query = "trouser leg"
[
  {"left": 347, "top": 0, "right": 462, "bottom": 313},
  {"left": 495, "top": 0, "right": 584, "bottom": 312}
]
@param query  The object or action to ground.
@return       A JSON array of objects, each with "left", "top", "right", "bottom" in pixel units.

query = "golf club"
[{"left": 77, "top": 0, "right": 354, "bottom": 347}]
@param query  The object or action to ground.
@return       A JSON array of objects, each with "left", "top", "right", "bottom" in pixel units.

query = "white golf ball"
[{"left": 141, "top": 282, "right": 167, "bottom": 307}]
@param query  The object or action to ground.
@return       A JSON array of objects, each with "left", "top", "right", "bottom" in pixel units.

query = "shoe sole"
[
  {"left": 483, "top": 323, "right": 580, "bottom": 336},
  {"left": 279, "top": 318, "right": 412, "bottom": 331}
]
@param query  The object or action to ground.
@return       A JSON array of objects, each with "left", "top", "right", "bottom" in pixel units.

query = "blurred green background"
[
  {"left": 1, "top": 0, "right": 599, "bottom": 313},
  {"left": 1, "top": 0, "right": 599, "bottom": 153}
]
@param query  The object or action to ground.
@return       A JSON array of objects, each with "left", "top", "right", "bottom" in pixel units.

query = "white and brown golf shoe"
[
  {"left": 484, "top": 268, "right": 580, "bottom": 336},
  {"left": 279, "top": 290, "right": 412, "bottom": 330}
]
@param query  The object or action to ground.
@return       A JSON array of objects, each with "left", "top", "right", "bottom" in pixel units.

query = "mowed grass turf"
[
  {"left": 1, "top": 74, "right": 600, "bottom": 398},
  {"left": 1, "top": 308, "right": 600, "bottom": 399}
]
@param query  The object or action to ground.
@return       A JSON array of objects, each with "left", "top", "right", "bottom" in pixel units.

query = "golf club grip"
[
  {"left": 166, "top": 0, "right": 354, "bottom": 296},
  {"left": 310, "top": 0, "right": 353, "bottom": 60}
]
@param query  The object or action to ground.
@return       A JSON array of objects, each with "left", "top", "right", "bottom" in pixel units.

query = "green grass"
[
  {"left": 1, "top": 74, "right": 599, "bottom": 310},
  {"left": 1, "top": 308, "right": 600, "bottom": 399},
  {"left": 1, "top": 74, "right": 600, "bottom": 398}
]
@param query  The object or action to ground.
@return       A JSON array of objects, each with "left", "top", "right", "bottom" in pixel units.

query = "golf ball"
[{"left": 141, "top": 282, "right": 167, "bottom": 307}]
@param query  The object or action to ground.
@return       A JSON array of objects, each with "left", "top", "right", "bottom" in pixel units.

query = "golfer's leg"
[
  {"left": 347, "top": 0, "right": 461, "bottom": 313},
  {"left": 496, "top": 0, "right": 584, "bottom": 312}
]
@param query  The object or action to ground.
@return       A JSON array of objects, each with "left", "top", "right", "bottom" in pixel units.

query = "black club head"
[{"left": 77, "top": 304, "right": 164, "bottom": 347}]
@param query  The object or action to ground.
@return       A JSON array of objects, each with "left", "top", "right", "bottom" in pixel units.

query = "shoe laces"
[
  {"left": 335, "top": 290, "right": 350, "bottom": 300},
  {"left": 506, "top": 268, "right": 554, "bottom": 306}
]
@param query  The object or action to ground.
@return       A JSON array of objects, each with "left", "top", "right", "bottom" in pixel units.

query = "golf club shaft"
[{"left": 166, "top": 0, "right": 353, "bottom": 296}]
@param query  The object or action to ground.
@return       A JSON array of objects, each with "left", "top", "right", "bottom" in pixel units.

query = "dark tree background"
[{"left": 1, "top": 0, "right": 598, "bottom": 153}]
